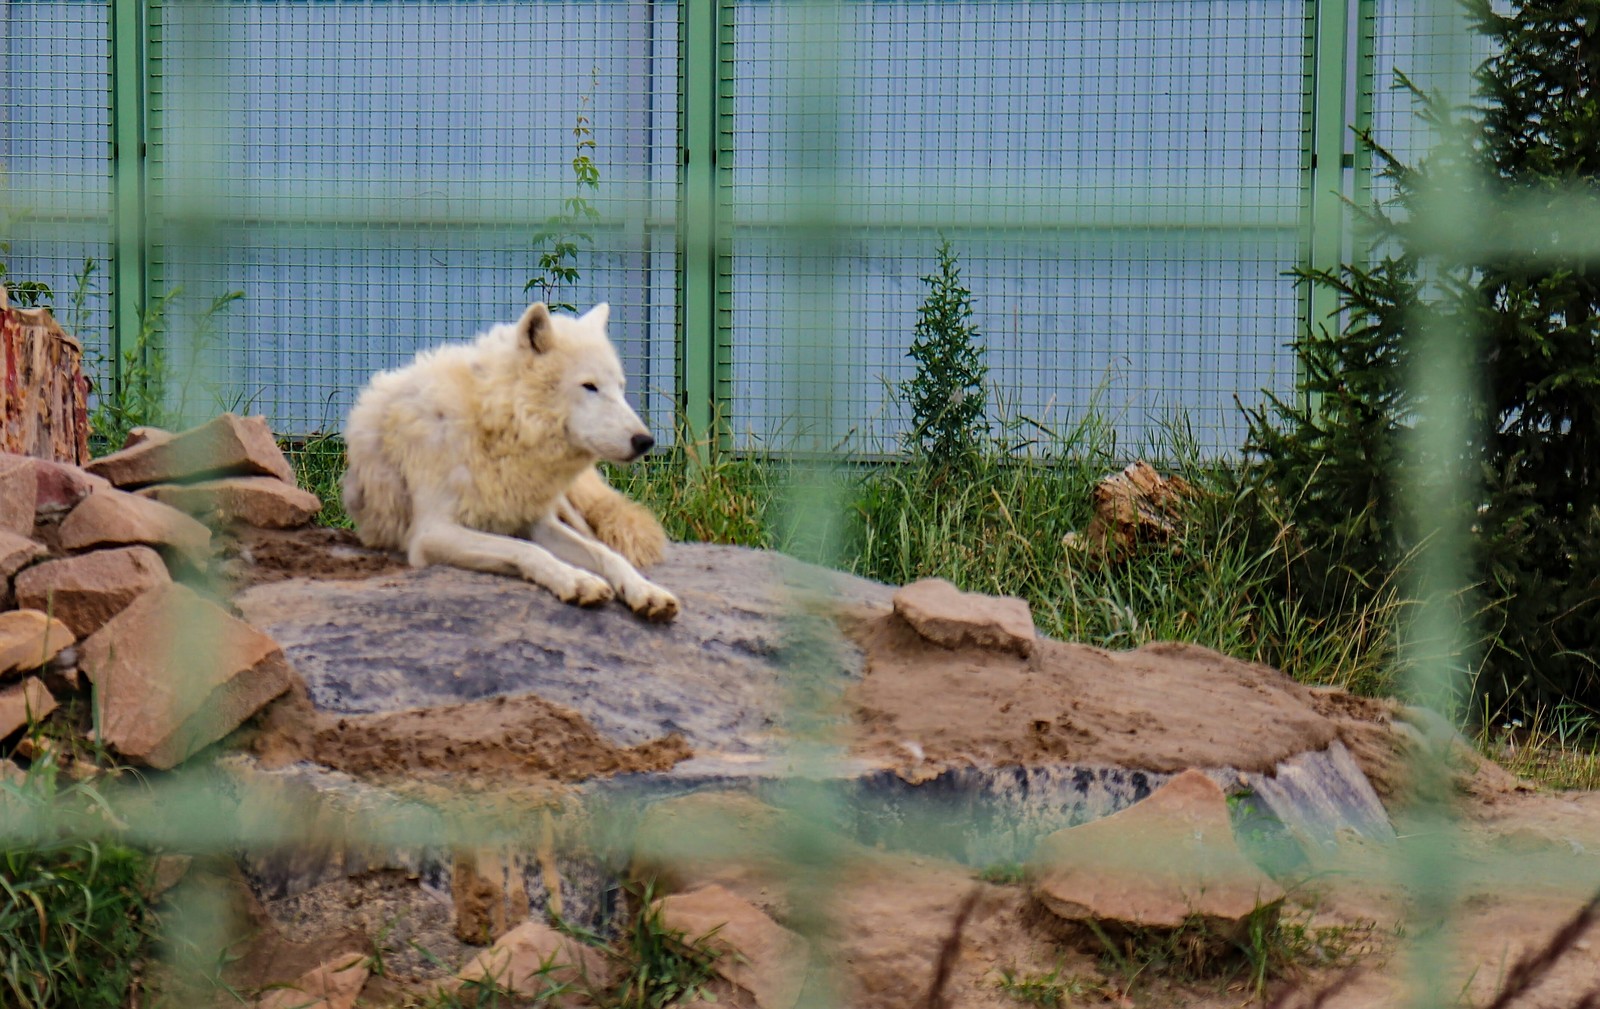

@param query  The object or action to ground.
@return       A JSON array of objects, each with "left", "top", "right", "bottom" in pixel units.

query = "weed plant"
[{"left": 0, "top": 749, "right": 152, "bottom": 1009}]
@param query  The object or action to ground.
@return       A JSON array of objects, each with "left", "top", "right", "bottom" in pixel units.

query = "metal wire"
[
  {"left": 3, "top": 1, "right": 1475, "bottom": 452},
  {"left": 1, "top": 0, "right": 115, "bottom": 366}
]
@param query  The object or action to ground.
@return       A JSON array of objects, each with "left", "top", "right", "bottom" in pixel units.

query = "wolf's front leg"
[
  {"left": 530, "top": 515, "right": 680, "bottom": 622},
  {"left": 409, "top": 517, "right": 614, "bottom": 607}
]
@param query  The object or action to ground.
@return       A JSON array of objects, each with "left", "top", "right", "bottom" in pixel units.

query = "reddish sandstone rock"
[
  {"left": 0, "top": 453, "right": 36, "bottom": 536},
  {"left": 137, "top": 476, "right": 322, "bottom": 529},
  {"left": 15, "top": 546, "right": 171, "bottom": 638},
  {"left": 0, "top": 529, "right": 45, "bottom": 582},
  {"left": 0, "top": 677, "right": 57, "bottom": 737},
  {"left": 1027, "top": 769, "right": 1284, "bottom": 938},
  {"left": 80, "top": 583, "right": 296, "bottom": 769},
  {"left": 253, "top": 954, "right": 369, "bottom": 1009},
  {"left": 31, "top": 456, "right": 110, "bottom": 514},
  {"left": 0, "top": 610, "right": 74, "bottom": 676},
  {"left": 657, "top": 884, "right": 810, "bottom": 1009},
  {"left": 450, "top": 920, "right": 611, "bottom": 1005},
  {"left": 892, "top": 578, "right": 1036, "bottom": 657},
  {"left": 58, "top": 487, "right": 211, "bottom": 571},
  {"left": 86, "top": 413, "right": 295, "bottom": 489}
]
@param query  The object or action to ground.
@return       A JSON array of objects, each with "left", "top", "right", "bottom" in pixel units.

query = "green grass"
[
  {"left": 283, "top": 431, "right": 353, "bottom": 529},
  {"left": 1088, "top": 905, "right": 1366, "bottom": 1002},
  {"left": 977, "top": 861, "right": 1027, "bottom": 886},
  {"left": 604, "top": 410, "right": 1406, "bottom": 698},
  {"left": 1476, "top": 702, "right": 1600, "bottom": 791},
  {"left": 995, "top": 961, "right": 1094, "bottom": 1007},
  {"left": 591, "top": 880, "right": 725, "bottom": 1009},
  {"left": 0, "top": 751, "right": 153, "bottom": 1009}
]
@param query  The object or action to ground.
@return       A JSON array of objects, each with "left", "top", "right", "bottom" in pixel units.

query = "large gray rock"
[{"left": 236, "top": 543, "right": 891, "bottom": 763}]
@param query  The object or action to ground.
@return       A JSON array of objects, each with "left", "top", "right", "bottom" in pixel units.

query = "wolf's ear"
[
  {"left": 579, "top": 302, "right": 610, "bottom": 328},
  {"left": 517, "top": 302, "right": 555, "bottom": 354}
]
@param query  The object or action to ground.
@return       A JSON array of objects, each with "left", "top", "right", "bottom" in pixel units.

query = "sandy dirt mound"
[
  {"left": 247, "top": 684, "right": 690, "bottom": 786},
  {"left": 849, "top": 613, "right": 1336, "bottom": 775}
]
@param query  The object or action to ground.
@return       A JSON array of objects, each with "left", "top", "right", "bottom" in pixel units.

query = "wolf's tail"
[
  {"left": 560, "top": 466, "right": 668, "bottom": 569},
  {"left": 341, "top": 412, "right": 411, "bottom": 552}
]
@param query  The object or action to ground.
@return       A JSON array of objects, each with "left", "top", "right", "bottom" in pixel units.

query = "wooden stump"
[
  {"left": 1064, "top": 460, "right": 1198, "bottom": 562},
  {"left": 0, "top": 286, "right": 90, "bottom": 465}
]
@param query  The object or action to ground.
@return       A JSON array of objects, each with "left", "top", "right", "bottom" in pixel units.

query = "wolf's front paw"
[
  {"left": 556, "top": 571, "right": 615, "bottom": 607},
  {"left": 625, "top": 583, "right": 680, "bottom": 623}
]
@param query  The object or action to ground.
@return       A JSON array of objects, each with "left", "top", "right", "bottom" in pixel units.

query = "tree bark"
[{"left": 0, "top": 286, "right": 91, "bottom": 464}]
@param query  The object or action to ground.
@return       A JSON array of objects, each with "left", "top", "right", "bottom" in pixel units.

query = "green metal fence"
[{"left": 3, "top": 0, "right": 1483, "bottom": 454}]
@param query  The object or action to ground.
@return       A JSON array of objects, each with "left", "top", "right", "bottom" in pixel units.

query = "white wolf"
[{"left": 342, "top": 301, "right": 680, "bottom": 621}]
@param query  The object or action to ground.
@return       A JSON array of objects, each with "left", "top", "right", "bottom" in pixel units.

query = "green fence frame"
[
  {"left": 110, "top": 0, "right": 146, "bottom": 402},
  {"left": 90, "top": 0, "right": 1377, "bottom": 449},
  {"left": 678, "top": 0, "right": 734, "bottom": 447}
]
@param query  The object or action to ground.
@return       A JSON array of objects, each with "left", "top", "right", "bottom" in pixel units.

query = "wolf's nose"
[{"left": 631, "top": 433, "right": 656, "bottom": 457}]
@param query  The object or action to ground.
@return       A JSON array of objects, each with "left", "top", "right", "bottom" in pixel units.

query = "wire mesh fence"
[
  {"left": 1, "top": 0, "right": 1479, "bottom": 456},
  {"left": 727, "top": 0, "right": 1313, "bottom": 453},
  {"left": 1, "top": 0, "right": 115, "bottom": 356}
]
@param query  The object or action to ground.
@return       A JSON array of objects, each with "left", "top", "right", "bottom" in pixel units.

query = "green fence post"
[
  {"left": 678, "top": 0, "right": 732, "bottom": 447},
  {"left": 1352, "top": 0, "right": 1378, "bottom": 215},
  {"left": 110, "top": 0, "right": 147, "bottom": 400},
  {"left": 1304, "top": 0, "right": 1353, "bottom": 350}
]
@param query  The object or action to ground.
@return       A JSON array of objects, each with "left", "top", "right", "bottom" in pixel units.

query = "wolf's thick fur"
[{"left": 342, "top": 302, "right": 678, "bottom": 621}]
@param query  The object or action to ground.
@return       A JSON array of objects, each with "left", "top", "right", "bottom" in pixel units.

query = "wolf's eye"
[{"left": 582, "top": 382, "right": 599, "bottom": 393}]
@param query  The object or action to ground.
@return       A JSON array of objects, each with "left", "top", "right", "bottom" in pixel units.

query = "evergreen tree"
[
  {"left": 1247, "top": 0, "right": 1600, "bottom": 716},
  {"left": 903, "top": 239, "right": 989, "bottom": 466}
]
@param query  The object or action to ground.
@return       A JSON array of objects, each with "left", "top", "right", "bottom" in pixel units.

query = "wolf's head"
[{"left": 515, "top": 301, "right": 656, "bottom": 463}]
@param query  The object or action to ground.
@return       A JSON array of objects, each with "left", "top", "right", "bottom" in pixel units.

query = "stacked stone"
[{"left": 0, "top": 413, "right": 316, "bottom": 774}]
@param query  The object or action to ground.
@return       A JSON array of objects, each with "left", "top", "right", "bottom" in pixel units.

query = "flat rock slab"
[
  {"left": 893, "top": 578, "right": 1036, "bottom": 656},
  {"left": 0, "top": 453, "right": 36, "bottom": 537},
  {"left": 83, "top": 583, "right": 296, "bottom": 769},
  {"left": 86, "top": 412, "right": 296, "bottom": 488},
  {"left": 0, "top": 609, "right": 74, "bottom": 676},
  {"left": 138, "top": 476, "right": 322, "bottom": 529},
  {"left": 0, "top": 529, "right": 45, "bottom": 581},
  {"left": 657, "top": 884, "right": 810, "bottom": 1009},
  {"left": 1028, "top": 768, "right": 1285, "bottom": 934},
  {"left": 0, "top": 676, "right": 56, "bottom": 737},
  {"left": 850, "top": 615, "right": 1339, "bottom": 776},
  {"left": 236, "top": 543, "right": 892, "bottom": 759},
  {"left": 59, "top": 487, "right": 212, "bottom": 572},
  {"left": 15, "top": 545, "right": 171, "bottom": 638}
]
